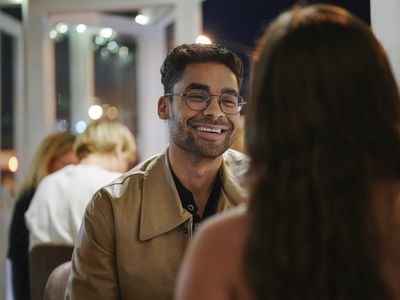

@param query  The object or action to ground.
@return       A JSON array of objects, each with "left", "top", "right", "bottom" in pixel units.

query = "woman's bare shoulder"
[
  {"left": 196, "top": 205, "right": 248, "bottom": 247},
  {"left": 175, "top": 205, "right": 249, "bottom": 300}
]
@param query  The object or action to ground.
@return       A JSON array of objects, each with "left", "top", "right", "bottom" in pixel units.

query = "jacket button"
[{"left": 187, "top": 204, "right": 195, "bottom": 212}]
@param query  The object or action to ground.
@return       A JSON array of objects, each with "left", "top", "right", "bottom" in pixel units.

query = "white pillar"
[
  {"left": 20, "top": 0, "right": 204, "bottom": 171},
  {"left": 371, "top": 0, "right": 400, "bottom": 86},
  {"left": 24, "top": 2, "right": 56, "bottom": 167},
  {"left": 175, "top": 0, "right": 203, "bottom": 44},
  {"left": 137, "top": 25, "right": 168, "bottom": 160},
  {"left": 69, "top": 30, "right": 94, "bottom": 128}
]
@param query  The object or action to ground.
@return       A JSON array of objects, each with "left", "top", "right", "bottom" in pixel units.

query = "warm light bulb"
[
  {"left": 8, "top": 156, "right": 18, "bottom": 173},
  {"left": 196, "top": 35, "right": 212, "bottom": 44}
]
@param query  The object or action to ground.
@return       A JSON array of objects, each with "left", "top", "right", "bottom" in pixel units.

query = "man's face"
[{"left": 165, "top": 62, "right": 241, "bottom": 159}]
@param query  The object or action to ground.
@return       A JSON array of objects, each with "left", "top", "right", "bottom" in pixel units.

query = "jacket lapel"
[
  {"left": 139, "top": 152, "right": 191, "bottom": 241},
  {"left": 138, "top": 149, "right": 248, "bottom": 241}
]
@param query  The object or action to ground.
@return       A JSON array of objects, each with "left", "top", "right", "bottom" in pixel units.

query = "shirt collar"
[{"left": 170, "top": 166, "right": 221, "bottom": 230}]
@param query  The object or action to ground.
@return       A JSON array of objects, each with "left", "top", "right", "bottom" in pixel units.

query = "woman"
[
  {"left": 8, "top": 132, "right": 77, "bottom": 300},
  {"left": 25, "top": 120, "right": 137, "bottom": 248},
  {"left": 175, "top": 4, "right": 400, "bottom": 300}
]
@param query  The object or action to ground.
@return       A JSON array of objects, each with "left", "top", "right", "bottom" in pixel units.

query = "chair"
[
  {"left": 44, "top": 261, "right": 72, "bottom": 300},
  {"left": 29, "top": 242, "right": 74, "bottom": 300}
]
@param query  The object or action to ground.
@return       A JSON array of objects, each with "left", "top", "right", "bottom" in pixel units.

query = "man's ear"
[{"left": 158, "top": 96, "right": 170, "bottom": 120}]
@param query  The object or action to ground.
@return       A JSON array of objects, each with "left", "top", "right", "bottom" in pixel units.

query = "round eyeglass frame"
[{"left": 165, "top": 89, "right": 246, "bottom": 115}]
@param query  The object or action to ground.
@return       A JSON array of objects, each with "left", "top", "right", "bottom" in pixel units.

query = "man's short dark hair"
[{"left": 160, "top": 43, "right": 243, "bottom": 94}]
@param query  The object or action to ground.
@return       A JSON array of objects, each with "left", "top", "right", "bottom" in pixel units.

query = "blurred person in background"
[
  {"left": 175, "top": 4, "right": 400, "bottom": 300},
  {"left": 66, "top": 43, "right": 248, "bottom": 300},
  {"left": 8, "top": 131, "right": 77, "bottom": 300},
  {"left": 25, "top": 120, "right": 136, "bottom": 248}
]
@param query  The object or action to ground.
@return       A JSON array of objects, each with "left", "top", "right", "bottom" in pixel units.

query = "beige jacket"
[{"left": 65, "top": 149, "right": 248, "bottom": 300}]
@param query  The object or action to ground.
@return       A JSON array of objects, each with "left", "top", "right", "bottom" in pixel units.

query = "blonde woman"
[
  {"left": 8, "top": 131, "right": 77, "bottom": 300},
  {"left": 25, "top": 120, "right": 136, "bottom": 248}
]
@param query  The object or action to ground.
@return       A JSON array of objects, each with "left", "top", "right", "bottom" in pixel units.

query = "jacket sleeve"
[{"left": 65, "top": 189, "right": 120, "bottom": 299}]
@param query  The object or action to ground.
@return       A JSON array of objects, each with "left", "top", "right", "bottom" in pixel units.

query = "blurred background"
[
  {"left": 0, "top": 0, "right": 399, "bottom": 298},
  {"left": 0, "top": 0, "right": 374, "bottom": 190}
]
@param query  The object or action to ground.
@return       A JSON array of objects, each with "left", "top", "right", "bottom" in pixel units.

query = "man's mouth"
[{"left": 196, "top": 126, "right": 223, "bottom": 134}]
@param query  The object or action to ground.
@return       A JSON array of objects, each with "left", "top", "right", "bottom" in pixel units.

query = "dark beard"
[{"left": 169, "top": 119, "right": 233, "bottom": 159}]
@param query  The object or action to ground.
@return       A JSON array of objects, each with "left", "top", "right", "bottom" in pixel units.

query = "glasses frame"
[{"left": 165, "top": 89, "right": 246, "bottom": 115}]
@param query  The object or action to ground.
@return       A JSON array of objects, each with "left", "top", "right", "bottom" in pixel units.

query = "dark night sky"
[
  {"left": 202, "top": 0, "right": 370, "bottom": 95},
  {"left": 203, "top": 0, "right": 370, "bottom": 49}
]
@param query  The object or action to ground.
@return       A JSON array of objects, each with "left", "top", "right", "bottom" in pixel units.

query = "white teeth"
[{"left": 196, "top": 126, "right": 222, "bottom": 134}]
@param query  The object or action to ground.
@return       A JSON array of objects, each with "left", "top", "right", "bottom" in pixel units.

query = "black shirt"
[{"left": 171, "top": 169, "right": 221, "bottom": 232}]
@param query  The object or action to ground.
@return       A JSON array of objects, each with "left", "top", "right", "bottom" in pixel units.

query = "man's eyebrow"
[
  {"left": 221, "top": 88, "right": 239, "bottom": 95},
  {"left": 184, "top": 83, "right": 209, "bottom": 92},
  {"left": 185, "top": 83, "right": 239, "bottom": 95}
]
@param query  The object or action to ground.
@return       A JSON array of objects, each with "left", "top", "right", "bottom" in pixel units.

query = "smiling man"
[{"left": 66, "top": 43, "right": 249, "bottom": 300}]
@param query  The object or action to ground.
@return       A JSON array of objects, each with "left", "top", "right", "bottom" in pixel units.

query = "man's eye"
[
  {"left": 188, "top": 94, "right": 207, "bottom": 102},
  {"left": 221, "top": 100, "right": 236, "bottom": 107},
  {"left": 220, "top": 95, "right": 238, "bottom": 107}
]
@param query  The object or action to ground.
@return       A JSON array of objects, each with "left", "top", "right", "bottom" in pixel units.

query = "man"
[
  {"left": 66, "top": 43, "right": 248, "bottom": 299},
  {"left": 25, "top": 120, "right": 136, "bottom": 247}
]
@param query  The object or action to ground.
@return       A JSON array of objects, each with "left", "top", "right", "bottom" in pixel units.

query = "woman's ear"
[{"left": 158, "top": 96, "right": 170, "bottom": 120}]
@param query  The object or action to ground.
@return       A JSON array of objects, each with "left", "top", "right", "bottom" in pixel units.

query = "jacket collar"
[
  {"left": 139, "top": 151, "right": 191, "bottom": 241},
  {"left": 139, "top": 149, "right": 248, "bottom": 241}
]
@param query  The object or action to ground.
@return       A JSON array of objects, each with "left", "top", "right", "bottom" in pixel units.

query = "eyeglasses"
[{"left": 165, "top": 89, "right": 246, "bottom": 115}]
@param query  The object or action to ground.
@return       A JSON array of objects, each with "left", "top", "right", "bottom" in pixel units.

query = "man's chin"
[{"left": 193, "top": 143, "right": 230, "bottom": 159}]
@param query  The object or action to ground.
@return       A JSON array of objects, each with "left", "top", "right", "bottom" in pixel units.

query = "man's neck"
[{"left": 168, "top": 145, "right": 223, "bottom": 213}]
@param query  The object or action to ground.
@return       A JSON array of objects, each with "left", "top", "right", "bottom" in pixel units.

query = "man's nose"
[{"left": 202, "top": 96, "right": 224, "bottom": 119}]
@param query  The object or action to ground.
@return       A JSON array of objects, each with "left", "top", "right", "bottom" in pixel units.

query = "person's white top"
[{"left": 25, "top": 164, "right": 121, "bottom": 248}]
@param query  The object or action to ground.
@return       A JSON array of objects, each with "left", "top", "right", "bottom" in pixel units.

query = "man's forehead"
[
  {"left": 175, "top": 62, "right": 238, "bottom": 91},
  {"left": 181, "top": 62, "right": 233, "bottom": 74}
]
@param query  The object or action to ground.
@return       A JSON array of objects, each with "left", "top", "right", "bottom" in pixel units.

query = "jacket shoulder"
[
  {"left": 223, "top": 149, "right": 249, "bottom": 176},
  {"left": 223, "top": 148, "right": 249, "bottom": 163}
]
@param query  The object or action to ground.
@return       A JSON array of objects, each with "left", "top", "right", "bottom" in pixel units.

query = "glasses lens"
[
  {"left": 220, "top": 92, "right": 241, "bottom": 114},
  {"left": 185, "top": 89, "right": 209, "bottom": 111}
]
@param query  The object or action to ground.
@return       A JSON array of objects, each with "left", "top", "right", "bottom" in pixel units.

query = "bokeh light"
[
  {"left": 135, "top": 14, "right": 149, "bottom": 25},
  {"left": 88, "top": 105, "right": 103, "bottom": 120},
  {"left": 196, "top": 35, "right": 212, "bottom": 44},
  {"left": 8, "top": 156, "right": 18, "bottom": 172},
  {"left": 76, "top": 24, "right": 87, "bottom": 33},
  {"left": 99, "top": 28, "right": 113, "bottom": 39},
  {"left": 75, "top": 121, "right": 87, "bottom": 133}
]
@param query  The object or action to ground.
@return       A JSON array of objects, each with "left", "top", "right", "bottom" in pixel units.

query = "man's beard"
[{"left": 169, "top": 117, "right": 233, "bottom": 159}]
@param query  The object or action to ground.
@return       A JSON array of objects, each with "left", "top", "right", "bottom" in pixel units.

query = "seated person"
[
  {"left": 25, "top": 120, "right": 136, "bottom": 247},
  {"left": 8, "top": 131, "right": 77, "bottom": 300},
  {"left": 65, "top": 43, "right": 249, "bottom": 300}
]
